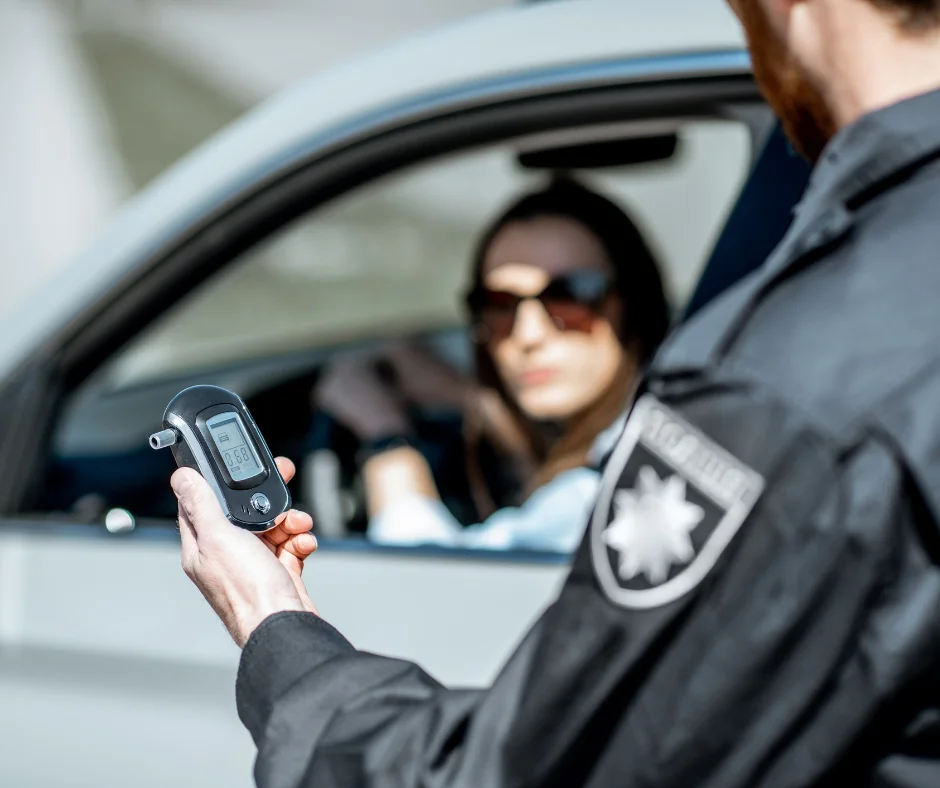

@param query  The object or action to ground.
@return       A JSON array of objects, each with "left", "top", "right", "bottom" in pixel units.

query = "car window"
[
  {"left": 103, "top": 119, "right": 751, "bottom": 387},
  {"left": 41, "top": 118, "right": 752, "bottom": 538}
]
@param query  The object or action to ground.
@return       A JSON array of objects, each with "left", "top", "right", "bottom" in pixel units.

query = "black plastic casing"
[{"left": 162, "top": 385, "right": 290, "bottom": 532}]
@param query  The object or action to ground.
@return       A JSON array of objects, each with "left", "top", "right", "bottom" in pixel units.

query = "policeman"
[{"left": 172, "top": 0, "right": 940, "bottom": 785}]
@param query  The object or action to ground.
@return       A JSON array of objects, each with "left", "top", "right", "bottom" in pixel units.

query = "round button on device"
[{"left": 250, "top": 493, "right": 271, "bottom": 515}]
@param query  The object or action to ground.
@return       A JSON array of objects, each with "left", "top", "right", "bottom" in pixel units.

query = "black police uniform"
[{"left": 235, "top": 89, "right": 940, "bottom": 788}]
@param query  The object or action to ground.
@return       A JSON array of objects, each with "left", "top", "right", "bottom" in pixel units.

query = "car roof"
[{"left": 1, "top": 0, "right": 747, "bottom": 381}]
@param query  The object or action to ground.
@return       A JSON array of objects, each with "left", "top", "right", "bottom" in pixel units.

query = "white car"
[{"left": 0, "top": 1, "right": 812, "bottom": 786}]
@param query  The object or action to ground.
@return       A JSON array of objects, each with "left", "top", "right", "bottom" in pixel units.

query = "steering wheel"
[{"left": 302, "top": 404, "right": 475, "bottom": 539}]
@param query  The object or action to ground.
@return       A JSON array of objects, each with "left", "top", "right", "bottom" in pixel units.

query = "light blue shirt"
[{"left": 366, "top": 414, "right": 626, "bottom": 553}]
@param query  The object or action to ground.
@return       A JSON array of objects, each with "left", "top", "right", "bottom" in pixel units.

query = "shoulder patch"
[{"left": 591, "top": 394, "right": 765, "bottom": 609}]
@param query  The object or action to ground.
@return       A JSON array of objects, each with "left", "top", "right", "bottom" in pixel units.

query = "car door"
[{"left": 0, "top": 53, "right": 768, "bottom": 787}]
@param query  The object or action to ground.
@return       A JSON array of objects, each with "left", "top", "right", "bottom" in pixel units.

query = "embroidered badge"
[{"left": 592, "top": 395, "right": 764, "bottom": 609}]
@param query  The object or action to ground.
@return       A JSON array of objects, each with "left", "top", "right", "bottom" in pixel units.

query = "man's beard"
[{"left": 736, "top": 0, "right": 837, "bottom": 163}]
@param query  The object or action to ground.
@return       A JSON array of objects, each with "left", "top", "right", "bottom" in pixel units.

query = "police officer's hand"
[{"left": 172, "top": 457, "right": 319, "bottom": 648}]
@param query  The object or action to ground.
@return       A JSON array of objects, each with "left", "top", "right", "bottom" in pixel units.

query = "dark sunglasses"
[{"left": 465, "top": 270, "right": 614, "bottom": 342}]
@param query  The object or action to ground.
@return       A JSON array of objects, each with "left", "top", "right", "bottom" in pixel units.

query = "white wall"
[
  {"left": 0, "top": 0, "right": 130, "bottom": 320},
  {"left": 0, "top": 0, "right": 507, "bottom": 320}
]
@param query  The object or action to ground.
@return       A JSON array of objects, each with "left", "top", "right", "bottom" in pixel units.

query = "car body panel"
[
  {"left": 0, "top": 528, "right": 567, "bottom": 788},
  {"left": 0, "top": 527, "right": 566, "bottom": 682}
]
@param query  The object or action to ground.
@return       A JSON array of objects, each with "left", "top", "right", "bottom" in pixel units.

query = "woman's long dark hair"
[{"left": 464, "top": 175, "right": 671, "bottom": 517}]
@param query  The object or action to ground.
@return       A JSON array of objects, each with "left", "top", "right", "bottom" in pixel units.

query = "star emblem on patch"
[
  {"left": 603, "top": 466, "right": 705, "bottom": 585},
  {"left": 591, "top": 395, "right": 764, "bottom": 609}
]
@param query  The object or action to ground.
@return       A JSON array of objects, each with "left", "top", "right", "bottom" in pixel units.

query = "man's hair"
[{"left": 869, "top": 0, "right": 940, "bottom": 31}]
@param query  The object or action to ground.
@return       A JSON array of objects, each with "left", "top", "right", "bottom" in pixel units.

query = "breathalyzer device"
[{"left": 149, "top": 385, "right": 290, "bottom": 532}]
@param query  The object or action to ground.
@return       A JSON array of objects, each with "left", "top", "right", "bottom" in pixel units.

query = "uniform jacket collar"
[
  {"left": 654, "top": 87, "right": 940, "bottom": 375},
  {"left": 807, "top": 85, "right": 940, "bottom": 211}
]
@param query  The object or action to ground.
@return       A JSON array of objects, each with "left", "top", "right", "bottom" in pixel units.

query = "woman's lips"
[{"left": 518, "top": 368, "right": 558, "bottom": 386}]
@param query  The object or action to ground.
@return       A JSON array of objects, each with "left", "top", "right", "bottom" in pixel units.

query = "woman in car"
[{"left": 315, "top": 176, "right": 670, "bottom": 552}]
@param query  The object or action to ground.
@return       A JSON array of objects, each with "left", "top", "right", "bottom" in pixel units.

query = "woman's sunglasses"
[{"left": 465, "top": 270, "right": 614, "bottom": 342}]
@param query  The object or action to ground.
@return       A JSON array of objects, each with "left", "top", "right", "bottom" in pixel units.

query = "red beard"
[{"left": 735, "top": 0, "right": 837, "bottom": 163}]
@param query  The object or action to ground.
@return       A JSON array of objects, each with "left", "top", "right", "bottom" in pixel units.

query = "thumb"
[{"left": 171, "top": 468, "right": 227, "bottom": 535}]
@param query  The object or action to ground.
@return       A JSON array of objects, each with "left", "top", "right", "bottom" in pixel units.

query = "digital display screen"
[{"left": 206, "top": 411, "right": 263, "bottom": 482}]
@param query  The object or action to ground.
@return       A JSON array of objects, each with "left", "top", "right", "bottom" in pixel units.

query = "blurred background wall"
[{"left": 0, "top": 0, "right": 507, "bottom": 319}]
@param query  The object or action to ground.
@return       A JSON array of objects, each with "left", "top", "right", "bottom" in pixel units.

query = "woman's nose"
[{"left": 511, "top": 299, "right": 555, "bottom": 347}]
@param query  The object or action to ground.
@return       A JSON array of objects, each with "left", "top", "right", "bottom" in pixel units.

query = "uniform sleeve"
[
  {"left": 367, "top": 467, "right": 599, "bottom": 553},
  {"left": 236, "top": 608, "right": 544, "bottom": 788},
  {"left": 488, "top": 385, "right": 940, "bottom": 788}
]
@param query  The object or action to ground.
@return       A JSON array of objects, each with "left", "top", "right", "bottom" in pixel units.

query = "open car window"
[
  {"left": 40, "top": 117, "right": 753, "bottom": 544},
  {"left": 103, "top": 119, "right": 751, "bottom": 387}
]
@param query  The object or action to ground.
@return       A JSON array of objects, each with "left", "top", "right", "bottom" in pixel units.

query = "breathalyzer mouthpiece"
[{"left": 150, "top": 428, "right": 179, "bottom": 450}]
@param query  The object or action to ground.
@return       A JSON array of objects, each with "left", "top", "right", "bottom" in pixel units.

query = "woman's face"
[{"left": 480, "top": 215, "right": 628, "bottom": 422}]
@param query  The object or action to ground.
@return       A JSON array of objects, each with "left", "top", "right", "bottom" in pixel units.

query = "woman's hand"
[
  {"left": 313, "top": 342, "right": 469, "bottom": 520},
  {"left": 314, "top": 341, "right": 470, "bottom": 437},
  {"left": 313, "top": 356, "right": 412, "bottom": 441},
  {"left": 382, "top": 341, "right": 471, "bottom": 410}
]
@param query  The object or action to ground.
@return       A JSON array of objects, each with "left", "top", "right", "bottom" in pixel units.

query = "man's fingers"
[
  {"left": 265, "top": 522, "right": 288, "bottom": 548},
  {"left": 280, "top": 532, "right": 318, "bottom": 562},
  {"left": 275, "top": 456, "right": 296, "bottom": 484},
  {"left": 277, "top": 541, "right": 318, "bottom": 601},
  {"left": 171, "top": 468, "right": 227, "bottom": 535},
  {"left": 280, "top": 509, "right": 314, "bottom": 535},
  {"left": 262, "top": 511, "right": 311, "bottom": 551}
]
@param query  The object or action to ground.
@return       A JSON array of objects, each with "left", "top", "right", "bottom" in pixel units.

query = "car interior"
[{"left": 32, "top": 107, "right": 812, "bottom": 547}]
